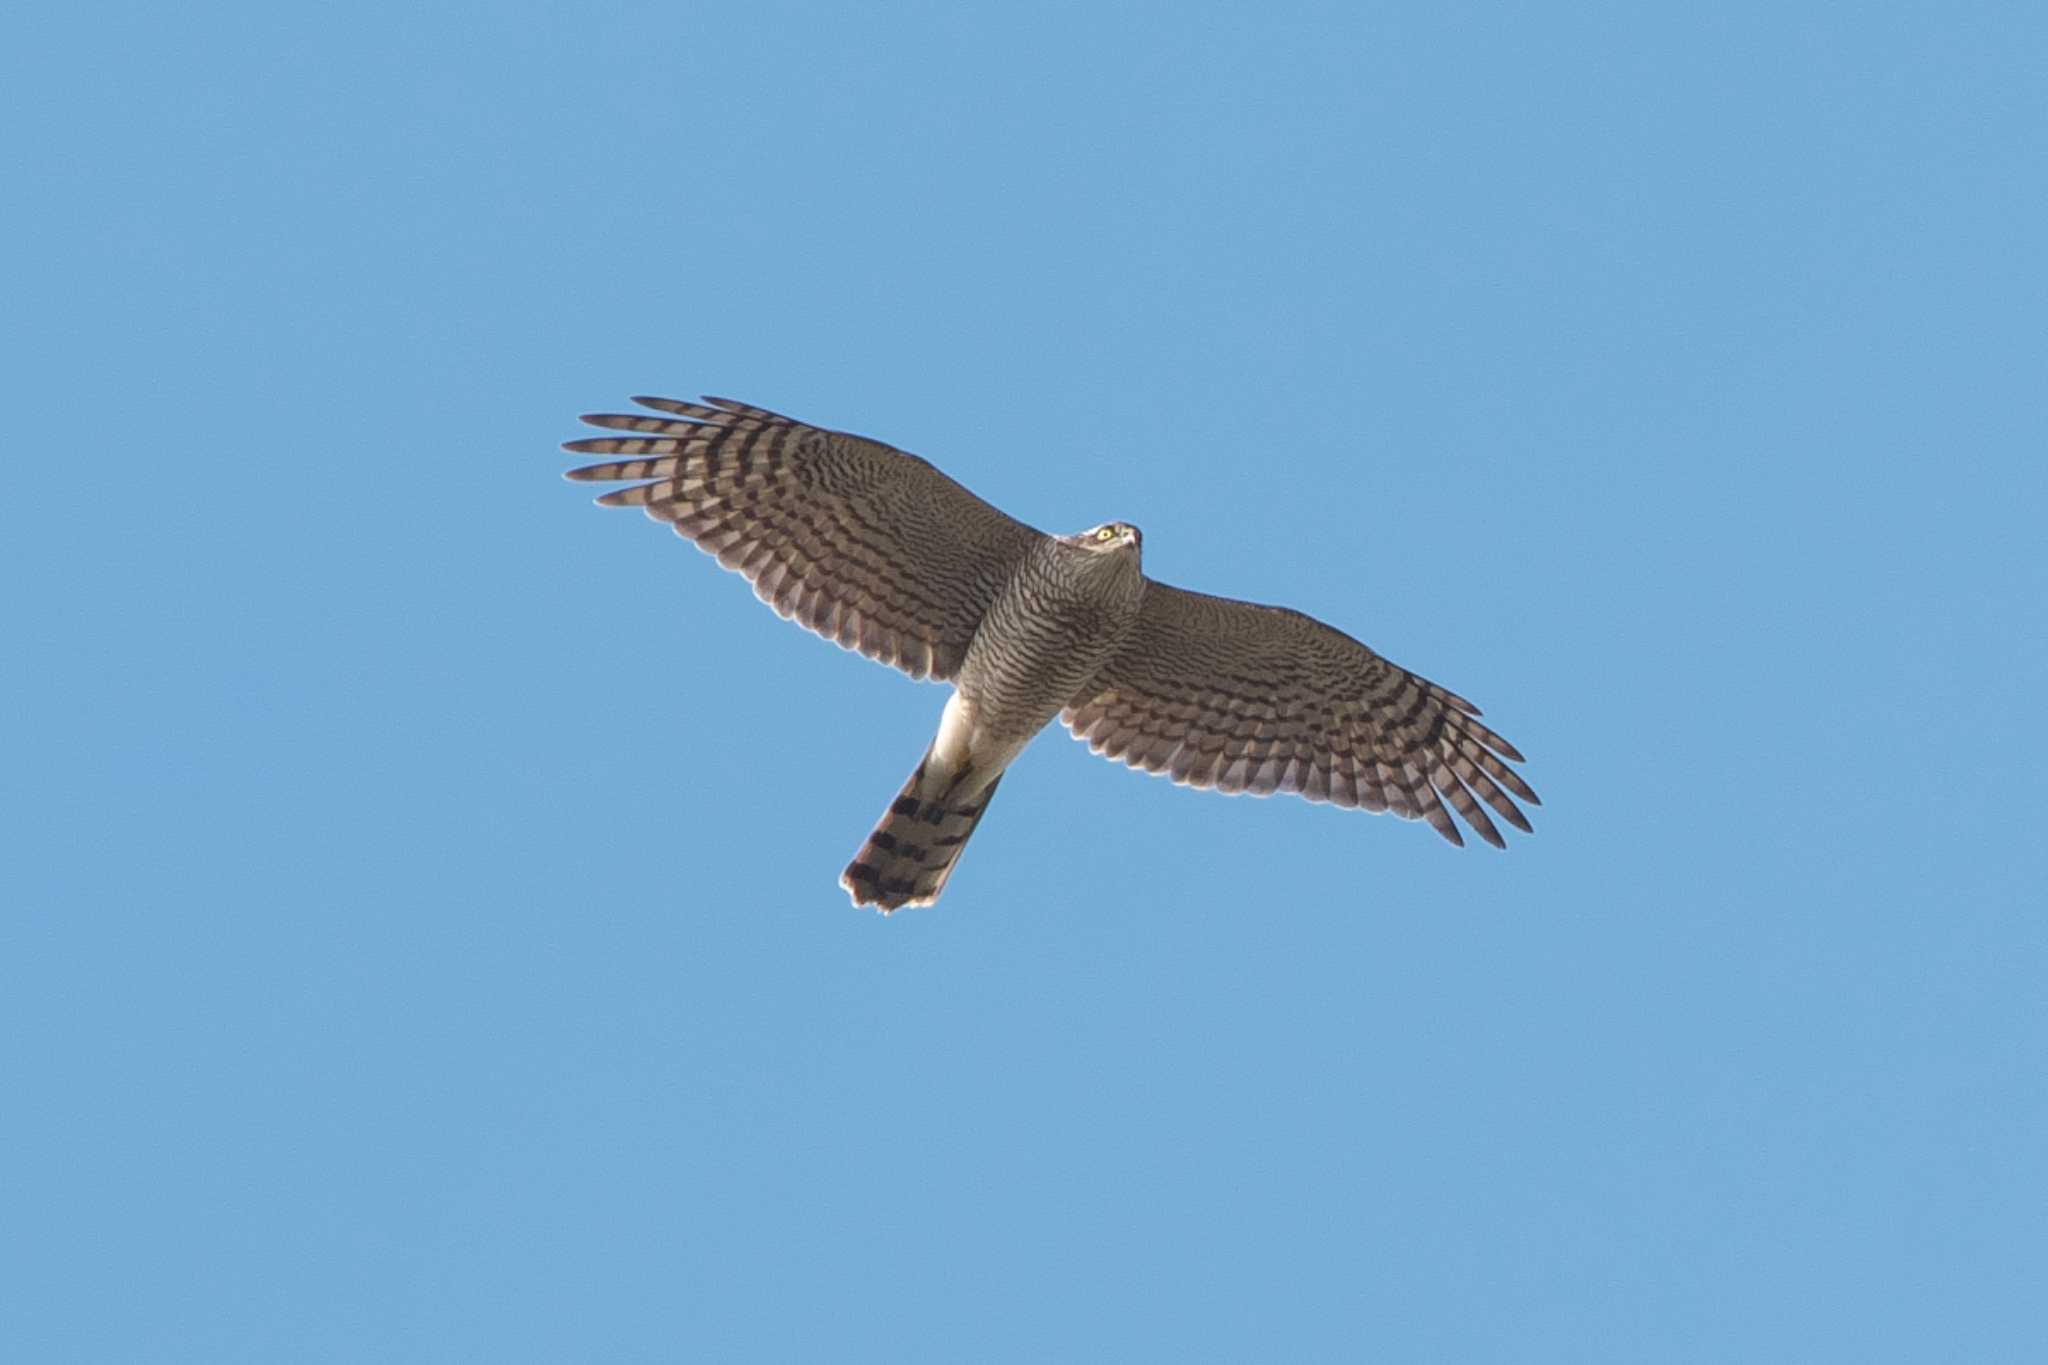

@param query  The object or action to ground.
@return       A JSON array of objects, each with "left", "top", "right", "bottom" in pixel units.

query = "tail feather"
[{"left": 842, "top": 752, "right": 1005, "bottom": 912}]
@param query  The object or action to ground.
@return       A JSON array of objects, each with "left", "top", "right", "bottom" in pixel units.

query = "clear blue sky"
[{"left": 7, "top": 3, "right": 2045, "bottom": 1361}]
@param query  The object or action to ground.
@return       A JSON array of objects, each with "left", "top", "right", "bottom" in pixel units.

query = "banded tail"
[{"left": 842, "top": 751, "right": 1006, "bottom": 912}]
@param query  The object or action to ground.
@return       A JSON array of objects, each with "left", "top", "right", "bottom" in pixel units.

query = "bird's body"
[
  {"left": 847, "top": 527, "right": 1147, "bottom": 906},
  {"left": 955, "top": 528, "right": 1148, "bottom": 755},
  {"left": 564, "top": 395, "right": 1537, "bottom": 911}
]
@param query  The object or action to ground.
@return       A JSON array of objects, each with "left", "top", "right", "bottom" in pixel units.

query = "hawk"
[{"left": 564, "top": 395, "right": 1538, "bottom": 912}]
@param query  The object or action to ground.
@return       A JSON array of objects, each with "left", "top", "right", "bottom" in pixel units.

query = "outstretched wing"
[
  {"left": 565, "top": 396, "right": 1044, "bottom": 681},
  {"left": 1063, "top": 583, "right": 1539, "bottom": 847}
]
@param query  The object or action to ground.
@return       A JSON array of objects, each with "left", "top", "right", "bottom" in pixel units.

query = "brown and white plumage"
[
  {"left": 564, "top": 395, "right": 1538, "bottom": 911},
  {"left": 1062, "top": 585, "right": 1537, "bottom": 849},
  {"left": 565, "top": 396, "right": 1041, "bottom": 680}
]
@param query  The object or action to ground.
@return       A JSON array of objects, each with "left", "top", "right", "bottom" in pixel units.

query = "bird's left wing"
[
  {"left": 566, "top": 396, "right": 1045, "bottom": 681},
  {"left": 1062, "top": 582, "right": 1538, "bottom": 846}
]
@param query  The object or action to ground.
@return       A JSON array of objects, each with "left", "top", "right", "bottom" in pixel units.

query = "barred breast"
[{"left": 956, "top": 539, "right": 1146, "bottom": 743}]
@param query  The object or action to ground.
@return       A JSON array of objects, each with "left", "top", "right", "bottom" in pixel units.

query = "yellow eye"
[{"left": 1097, "top": 526, "right": 1117, "bottom": 541}]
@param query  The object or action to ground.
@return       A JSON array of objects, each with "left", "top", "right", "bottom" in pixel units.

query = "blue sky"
[{"left": 6, "top": 2, "right": 2045, "bottom": 1360}]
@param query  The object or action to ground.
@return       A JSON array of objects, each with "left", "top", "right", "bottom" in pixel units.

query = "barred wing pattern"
[
  {"left": 564, "top": 397, "right": 1045, "bottom": 680},
  {"left": 1064, "top": 584, "right": 1539, "bottom": 847}
]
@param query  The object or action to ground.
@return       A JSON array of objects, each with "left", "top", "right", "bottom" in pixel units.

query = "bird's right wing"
[
  {"left": 565, "top": 396, "right": 1045, "bottom": 681},
  {"left": 1063, "top": 582, "right": 1538, "bottom": 846}
]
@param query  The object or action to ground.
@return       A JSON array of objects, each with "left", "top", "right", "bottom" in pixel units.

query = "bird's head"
[{"left": 1067, "top": 521, "right": 1143, "bottom": 561}]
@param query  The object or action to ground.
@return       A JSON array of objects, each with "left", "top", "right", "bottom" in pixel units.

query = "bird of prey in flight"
[{"left": 565, "top": 395, "right": 1537, "bottom": 911}]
